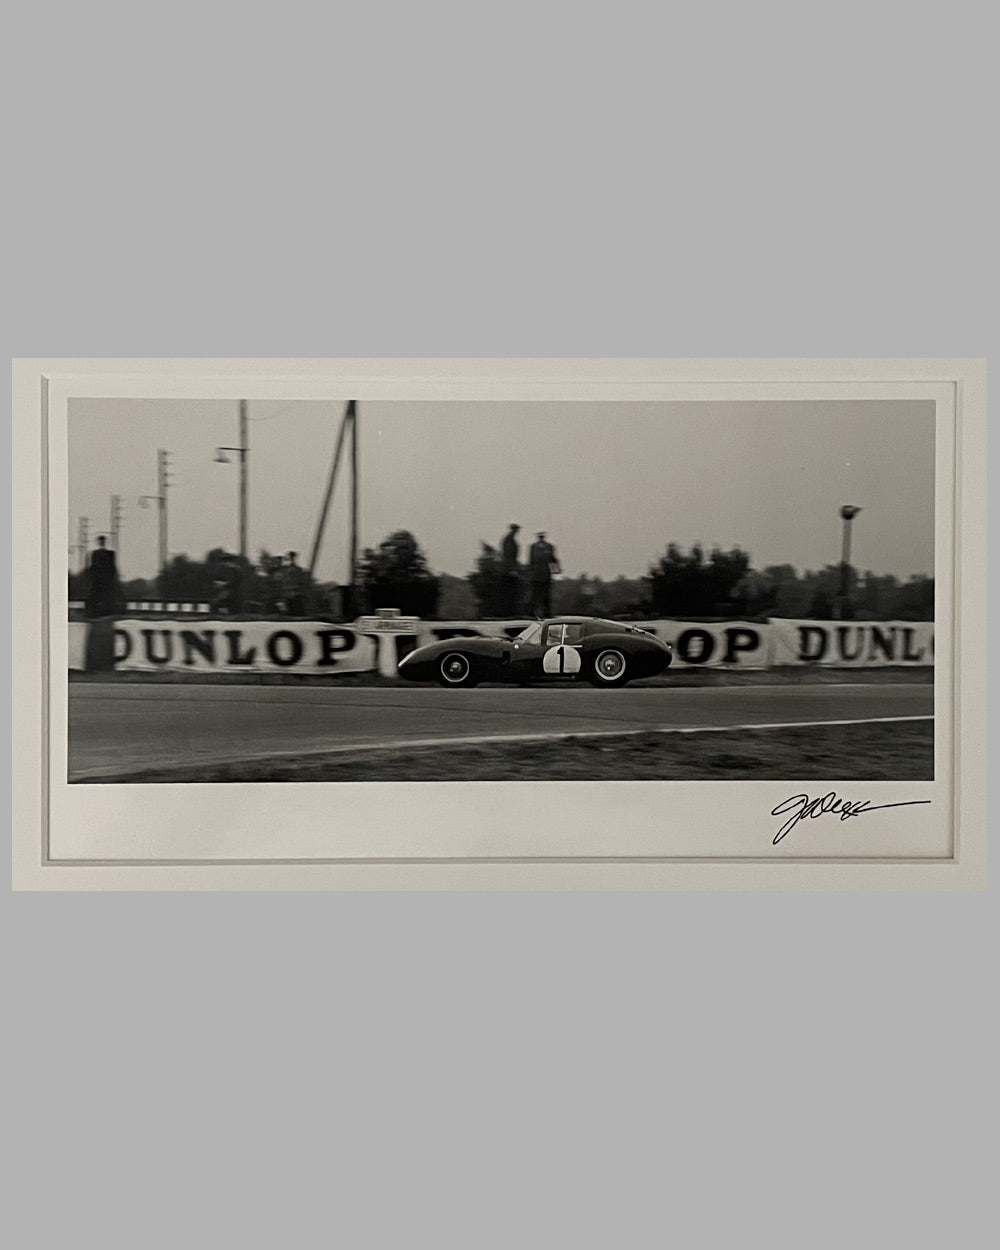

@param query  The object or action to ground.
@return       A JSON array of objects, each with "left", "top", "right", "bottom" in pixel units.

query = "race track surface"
[{"left": 67, "top": 681, "right": 934, "bottom": 781}]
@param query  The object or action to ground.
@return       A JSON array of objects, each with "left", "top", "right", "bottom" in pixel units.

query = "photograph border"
[{"left": 12, "top": 358, "right": 987, "bottom": 891}]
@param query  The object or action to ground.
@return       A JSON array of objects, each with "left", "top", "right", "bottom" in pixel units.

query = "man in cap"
[
  {"left": 282, "top": 551, "right": 308, "bottom": 616},
  {"left": 500, "top": 523, "right": 521, "bottom": 616},
  {"left": 527, "top": 531, "right": 561, "bottom": 617},
  {"left": 87, "top": 534, "right": 119, "bottom": 617}
]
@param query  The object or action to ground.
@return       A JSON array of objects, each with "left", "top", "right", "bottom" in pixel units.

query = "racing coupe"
[{"left": 397, "top": 616, "right": 672, "bottom": 688}]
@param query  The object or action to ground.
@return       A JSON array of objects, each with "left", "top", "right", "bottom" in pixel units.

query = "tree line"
[{"left": 70, "top": 531, "right": 934, "bottom": 621}]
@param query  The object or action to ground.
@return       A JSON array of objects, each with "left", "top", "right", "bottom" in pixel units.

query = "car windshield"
[{"left": 514, "top": 622, "right": 544, "bottom": 644}]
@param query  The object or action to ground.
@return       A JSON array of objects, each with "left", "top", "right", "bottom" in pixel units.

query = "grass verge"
[{"left": 77, "top": 720, "right": 933, "bottom": 783}]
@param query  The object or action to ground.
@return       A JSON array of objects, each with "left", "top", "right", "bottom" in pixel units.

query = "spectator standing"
[
  {"left": 528, "top": 531, "right": 561, "bottom": 617},
  {"left": 226, "top": 555, "right": 245, "bottom": 614},
  {"left": 211, "top": 554, "right": 244, "bottom": 614},
  {"left": 259, "top": 554, "right": 284, "bottom": 614},
  {"left": 87, "top": 535, "right": 118, "bottom": 617},
  {"left": 282, "top": 551, "right": 308, "bottom": 615},
  {"left": 500, "top": 523, "right": 521, "bottom": 616},
  {"left": 579, "top": 572, "right": 597, "bottom": 616}
]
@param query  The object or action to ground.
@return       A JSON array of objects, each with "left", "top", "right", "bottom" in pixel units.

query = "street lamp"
[
  {"left": 215, "top": 399, "right": 249, "bottom": 559},
  {"left": 837, "top": 505, "right": 862, "bottom": 619}
]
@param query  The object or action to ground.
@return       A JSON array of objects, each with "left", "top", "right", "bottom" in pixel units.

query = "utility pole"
[
  {"left": 215, "top": 403, "right": 248, "bottom": 559},
  {"left": 308, "top": 400, "right": 355, "bottom": 579},
  {"left": 77, "top": 516, "right": 90, "bottom": 572},
  {"left": 110, "top": 494, "right": 123, "bottom": 553},
  {"left": 157, "top": 449, "right": 170, "bottom": 574},
  {"left": 239, "top": 399, "right": 248, "bottom": 560},
  {"left": 140, "top": 449, "right": 170, "bottom": 582}
]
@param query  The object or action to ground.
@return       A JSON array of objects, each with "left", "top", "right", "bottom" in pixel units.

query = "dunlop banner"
[
  {"left": 636, "top": 620, "right": 770, "bottom": 667},
  {"left": 769, "top": 619, "right": 934, "bottom": 666},
  {"left": 90, "top": 616, "right": 934, "bottom": 674},
  {"left": 112, "top": 619, "right": 377, "bottom": 674}
]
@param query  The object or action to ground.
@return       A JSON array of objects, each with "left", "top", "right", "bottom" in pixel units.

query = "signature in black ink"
[{"left": 770, "top": 793, "right": 931, "bottom": 845}]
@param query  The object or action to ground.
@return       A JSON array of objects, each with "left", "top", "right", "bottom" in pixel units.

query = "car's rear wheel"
[
  {"left": 437, "top": 652, "right": 479, "bottom": 687},
  {"left": 589, "top": 648, "right": 629, "bottom": 687}
]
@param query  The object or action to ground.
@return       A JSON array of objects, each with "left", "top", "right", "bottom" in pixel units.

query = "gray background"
[{"left": 6, "top": 6, "right": 993, "bottom": 1250}]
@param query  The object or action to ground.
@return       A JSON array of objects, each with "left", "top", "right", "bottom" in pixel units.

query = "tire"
[
  {"left": 588, "top": 648, "right": 629, "bottom": 687},
  {"left": 437, "top": 651, "right": 479, "bottom": 687}
]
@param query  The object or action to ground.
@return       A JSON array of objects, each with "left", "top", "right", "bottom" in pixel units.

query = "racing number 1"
[{"left": 543, "top": 645, "right": 581, "bottom": 675}]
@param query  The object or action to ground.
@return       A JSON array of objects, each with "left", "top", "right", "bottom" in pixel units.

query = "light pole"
[
  {"left": 837, "top": 505, "right": 862, "bottom": 619},
  {"left": 215, "top": 399, "right": 248, "bottom": 560}
]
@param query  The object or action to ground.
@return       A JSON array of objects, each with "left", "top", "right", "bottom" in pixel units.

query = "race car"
[{"left": 397, "top": 616, "right": 672, "bottom": 688}]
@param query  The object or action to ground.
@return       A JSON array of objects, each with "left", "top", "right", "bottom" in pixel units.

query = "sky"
[{"left": 67, "top": 399, "right": 936, "bottom": 584}]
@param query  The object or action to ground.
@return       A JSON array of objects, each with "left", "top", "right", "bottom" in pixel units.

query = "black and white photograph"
[
  {"left": 15, "top": 357, "right": 979, "bottom": 873},
  {"left": 65, "top": 393, "right": 937, "bottom": 790}
]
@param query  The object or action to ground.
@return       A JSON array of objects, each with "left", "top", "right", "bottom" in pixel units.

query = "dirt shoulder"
[{"left": 73, "top": 720, "right": 934, "bottom": 784}]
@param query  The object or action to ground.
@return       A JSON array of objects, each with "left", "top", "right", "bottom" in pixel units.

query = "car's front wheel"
[
  {"left": 588, "top": 648, "right": 629, "bottom": 687},
  {"left": 437, "top": 652, "right": 479, "bottom": 687}
]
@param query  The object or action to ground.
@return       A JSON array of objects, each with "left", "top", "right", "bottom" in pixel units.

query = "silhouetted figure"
[
  {"left": 258, "top": 554, "right": 284, "bottom": 614},
  {"left": 528, "top": 531, "right": 561, "bottom": 617},
  {"left": 224, "top": 556, "right": 245, "bottom": 613},
  {"left": 87, "top": 535, "right": 118, "bottom": 617},
  {"left": 212, "top": 554, "right": 245, "bottom": 614},
  {"left": 578, "top": 572, "right": 597, "bottom": 616},
  {"left": 282, "top": 551, "right": 307, "bottom": 615},
  {"left": 500, "top": 523, "right": 521, "bottom": 616}
]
